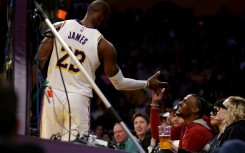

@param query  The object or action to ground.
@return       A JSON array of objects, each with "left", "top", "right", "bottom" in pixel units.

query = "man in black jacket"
[{"left": 133, "top": 112, "right": 152, "bottom": 152}]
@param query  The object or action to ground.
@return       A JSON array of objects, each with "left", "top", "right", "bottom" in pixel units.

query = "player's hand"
[{"left": 147, "top": 71, "right": 168, "bottom": 90}]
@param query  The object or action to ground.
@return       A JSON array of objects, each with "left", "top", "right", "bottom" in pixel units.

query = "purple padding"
[
  {"left": 17, "top": 135, "right": 125, "bottom": 153},
  {"left": 13, "top": 0, "right": 30, "bottom": 135}
]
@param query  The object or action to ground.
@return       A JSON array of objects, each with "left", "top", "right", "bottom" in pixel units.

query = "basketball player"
[{"left": 35, "top": 0, "right": 168, "bottom": 141}]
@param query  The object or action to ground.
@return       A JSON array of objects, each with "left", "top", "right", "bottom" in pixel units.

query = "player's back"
[{"left": 47, "top": 19, "right": 103, "bottom": 97}]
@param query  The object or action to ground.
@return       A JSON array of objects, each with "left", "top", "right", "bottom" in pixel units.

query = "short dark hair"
[
  {"left": 133, "top": 112, "right": 150, "bottom": 124},
  {"left": 0, "top": 79, "right": 17, "bottom": 137},
  {"left": 87, "top": 0, "right": 111, "bottom": 27},
  {"left": 87, "top": 0, "right": 111, "bottom": 18}
]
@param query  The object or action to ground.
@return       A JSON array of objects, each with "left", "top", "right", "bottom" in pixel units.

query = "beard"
[{"left": 175, "top": 110, "right": 182, "bottom": 117}]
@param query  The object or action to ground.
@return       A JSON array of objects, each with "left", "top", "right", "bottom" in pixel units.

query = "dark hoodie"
[
  {"left": 219, "top": 120, "right": 245, "bottom": 146},
  {"left": 204, "top": 120, "right": 245, "bottom": 153}
]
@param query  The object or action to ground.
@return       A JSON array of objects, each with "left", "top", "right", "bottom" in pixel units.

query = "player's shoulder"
[
  {"left": 99, "top": 37, "right": 114, "bottom": 49},
  {"left": 53, "top": 19, "right": 77, "bottom": 28}
]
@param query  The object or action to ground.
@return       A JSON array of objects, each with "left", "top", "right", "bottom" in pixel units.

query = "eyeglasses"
[{"left": 211, "top": 104, "right": 227, "bottom": 115}]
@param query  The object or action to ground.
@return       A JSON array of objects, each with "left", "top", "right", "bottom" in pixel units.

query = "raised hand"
[{"left": 152, "top": 88, "right": 165, "bottom": 104}]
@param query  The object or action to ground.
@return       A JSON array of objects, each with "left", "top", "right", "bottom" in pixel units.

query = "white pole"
[{"left": 34, "top": 1, "right": 145, "bottom": 153}]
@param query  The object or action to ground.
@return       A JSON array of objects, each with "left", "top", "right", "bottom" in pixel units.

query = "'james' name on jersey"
[{"left": 68, "top": 31, "right": 88, "bottom": 45}]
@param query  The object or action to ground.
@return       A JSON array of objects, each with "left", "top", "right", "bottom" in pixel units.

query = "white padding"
[{"left": 108, "top": 69, "right": 147, "bottom": 90}]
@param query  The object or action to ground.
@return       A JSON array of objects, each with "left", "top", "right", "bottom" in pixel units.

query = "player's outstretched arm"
[{"left": 98, "top": 37, "right": 168, "bottom": 90}]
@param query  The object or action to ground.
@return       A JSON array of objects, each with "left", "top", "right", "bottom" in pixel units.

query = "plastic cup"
[{"left": 158, "top": 125, "right": 171, "bottom": 149}]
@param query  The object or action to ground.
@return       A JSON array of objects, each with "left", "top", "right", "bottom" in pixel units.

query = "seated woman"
[{"left": 218, "top": 96, "right": 245, "bottom": 146}]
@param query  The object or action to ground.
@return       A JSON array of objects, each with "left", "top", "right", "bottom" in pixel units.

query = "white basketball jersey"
[{"left": 47, "top": 20, "right": 102, "bottom": 97}]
